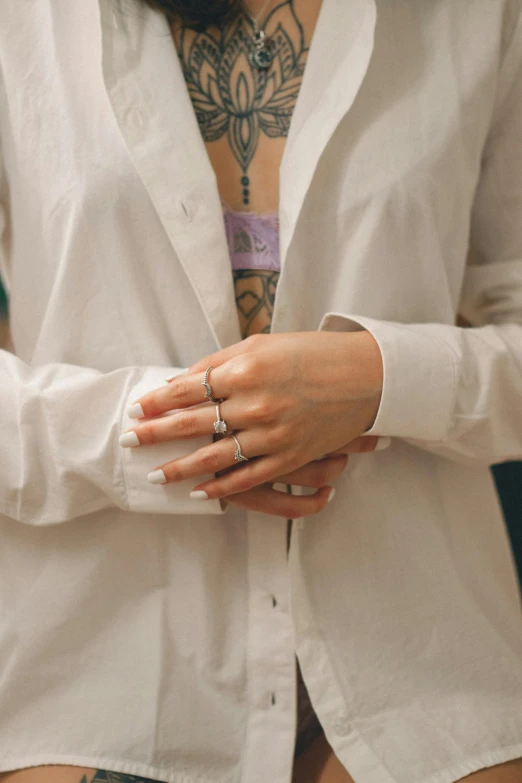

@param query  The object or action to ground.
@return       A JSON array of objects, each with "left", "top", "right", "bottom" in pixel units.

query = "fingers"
[
  {"left": 275, "top": 454, "right": 348, "bottom": 487},
  {"left": 223, "top": 484, "right": 335, "bottom": 519},
  {"left": 120, "top": 399, "right": 253, "bottom": 447},
  {"left": 126, "top": 349, "right": 260, "bottom": 420},
  {"left": 127, "top": 370, "right": 226, "bottom": 419},
  {"left": 145, "top": 435, "right": 286, "bottom": 493}
]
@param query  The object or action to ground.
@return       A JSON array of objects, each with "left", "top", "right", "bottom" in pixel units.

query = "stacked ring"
[
  {"left": 204, "top": 365, "right": 249, "bottom": 462},
  {"left": 214, "top": 402, "right": 228, "bottom": 434},
  {"left": 202, "top": 365, "right": 223, "bottom": 403},
  {"left": 231, "top": 433, "right": 249, "bottom": 462}
]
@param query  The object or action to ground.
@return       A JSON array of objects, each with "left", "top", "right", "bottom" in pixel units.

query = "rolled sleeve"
[{"left": 317, "top": 312, "right": 457, "bottom": 441}]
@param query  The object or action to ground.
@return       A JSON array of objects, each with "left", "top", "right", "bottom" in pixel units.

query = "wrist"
[{"left": 343, "top": 330, "right": 383, "bottom": 432}]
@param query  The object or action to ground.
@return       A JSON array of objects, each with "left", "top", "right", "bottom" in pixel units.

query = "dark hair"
[{"left": 141, "top": 0, "right": 242, "bottom": 30}]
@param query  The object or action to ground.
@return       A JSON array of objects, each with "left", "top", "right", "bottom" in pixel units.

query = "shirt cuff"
[
  {"left": 121, "top": 366, "right": 225, "bottom": 515},
  {"left": 317, "top": 312, "right": 457, "bottom": 441}
]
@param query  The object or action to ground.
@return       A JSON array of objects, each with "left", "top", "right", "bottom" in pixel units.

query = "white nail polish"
[
  {"left": 375, "top": 436, "right": 392, "bottom": 451},
  {"left": 327, "top": 487, "right": 336, "bottom": 504},
  {"left": 127, "top": 403, "right": 144, "bottom": 419},
  {"left": 190, "top": 490, "right": 209, "bottom": 500},
  {"left": 119, "top": 431, "right": 140, "bottom": 448},
  {"left": 147, "top": 469, "right": 167, "bottom": 484}
]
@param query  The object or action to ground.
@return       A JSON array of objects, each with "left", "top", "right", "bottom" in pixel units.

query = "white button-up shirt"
[{"left": 1, "top": 1, "right": 522, "bottom": 782}]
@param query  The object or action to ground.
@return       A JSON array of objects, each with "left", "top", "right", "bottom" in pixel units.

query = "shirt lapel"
[
  {"left": 98, "top": 0, "right": 242, "bottom": 350},
  {"left": 279, "top": 0, "right": 377, "bottom": 267}
]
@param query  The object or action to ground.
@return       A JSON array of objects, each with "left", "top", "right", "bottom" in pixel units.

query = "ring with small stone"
[
  {"left": 230, "top": 433, "right": 249, "bottom": 462},
  {"left": 213, "top": 402, "right": 228, "bottom": 435},
  {"left": 202, "top": 365, "right": 223, "bottom": 404}
]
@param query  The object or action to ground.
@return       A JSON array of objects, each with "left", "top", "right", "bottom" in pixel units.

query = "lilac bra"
[{"left": 222, "top": 200, "right": 280, "bottom": 272}]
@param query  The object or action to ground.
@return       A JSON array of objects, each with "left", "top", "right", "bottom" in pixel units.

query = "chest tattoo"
[{"left": 173, "top": 1, "right": 308, "bottom": 205}]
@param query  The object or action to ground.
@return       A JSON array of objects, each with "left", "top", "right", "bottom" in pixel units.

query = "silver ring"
[
  {"left": 230, "top": 433, "right": 249, "bottom": 462},
  {"left": 213, "top": 402, "right": 228, "bottom": 434},
  {"left": 202, "top": 365, "right": 223, "bottom": 404}
]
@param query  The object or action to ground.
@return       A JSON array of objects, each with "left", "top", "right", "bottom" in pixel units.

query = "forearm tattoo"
[{"left": 173, "top": 0, "right": 308, "bottom": 204}]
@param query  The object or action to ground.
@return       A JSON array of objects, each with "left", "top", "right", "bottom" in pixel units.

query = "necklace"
[{"left": 242, "top": 0, "right": 275, "bottom": 69}]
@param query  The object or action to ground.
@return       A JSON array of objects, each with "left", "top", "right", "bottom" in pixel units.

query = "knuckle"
[
  {"left": 244, "top": 333, "right": 265, "bottom": 350},
  {"left": 247, "top": 397, "right": 273, "bottom": 423},
  {"left": 199, "top": 449, "right": 222, "bottom": 473},
  {"left": 139, "top": 423, "right": 156, "bottom": 443},
  {"left": 170, "top": 378, "right": 191, "bottom": 403},
  {"left": 228, "top": 357, "right": 254, "bottom": 388},
  {"left": 163, "top": 465, "right": 182, "bottom": 483},
  {"left": 175, "top": 412, "right": 198, "bottom": 437},
  {"left": 235, "top": 477, "right": 257, "bottom": 494},
  {"left": 284, "top": 447, "right": 302, "bottom": 468}
]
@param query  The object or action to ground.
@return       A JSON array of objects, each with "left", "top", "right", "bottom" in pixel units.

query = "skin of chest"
[{"left": 170, "top": 0, "right": 322, "bottom": 339}]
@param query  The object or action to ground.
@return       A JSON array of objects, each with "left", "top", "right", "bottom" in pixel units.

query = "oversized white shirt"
[{"left": 1, "top": 1, "right": 522, "bottom": 782}]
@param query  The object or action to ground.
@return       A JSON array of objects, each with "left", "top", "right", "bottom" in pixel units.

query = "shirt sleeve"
[
  {"left": 0, "top": 94, "right": 224, "bottom": 527},
  {"left": 0, "top": 352, "right": 225, "bottom": 524},
  {"left": 318, "top": 7, "right": 522, "bottom": 467}
]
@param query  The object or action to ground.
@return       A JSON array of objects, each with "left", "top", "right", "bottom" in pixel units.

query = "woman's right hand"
[{"left": 219, "top": 435, "right": 391, "bottom": 518}]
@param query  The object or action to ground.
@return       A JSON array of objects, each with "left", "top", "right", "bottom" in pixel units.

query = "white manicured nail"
[
  {"left": 119, "top": 431, "right": 140, "bottom": 447},
  {"left": 327, "top": 487, "right": 336, "bottom": 504},
  {"left": 375, "top": 436, "right": 392, "bottom": 451},
  {"left": 147, "top": 469, "right": 167, "bottom": 484},
  {"left": 127, "top": 403, "right": 144, "bottom": 419},
  {"left": 190, "top": 490, "right": 209, "bottom": 500}
]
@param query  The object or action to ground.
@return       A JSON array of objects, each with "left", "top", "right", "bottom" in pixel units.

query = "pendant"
[
  {"left": 250, "top": 29, "right": 273, "bottom": 70},
  {"left": 250, "top": 47, "right": 273, "bottom": 69}
]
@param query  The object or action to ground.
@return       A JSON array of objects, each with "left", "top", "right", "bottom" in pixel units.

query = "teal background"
[
  {"left": 0, "top": 283, "right": 520, "bottom": 587},
  {"left": 0, "top": 283, "right": 6, "bottom": 315}
]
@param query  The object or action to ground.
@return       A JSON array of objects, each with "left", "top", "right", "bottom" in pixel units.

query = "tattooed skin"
[
  {"left": 171, "top": 1, "right": 312, "bottom": 338},
  {"left": 172, "top": 0, "right": 308, "bottom": 205},
  {"left": 233, "top": 268, "right": 278, "bottom": 337}
]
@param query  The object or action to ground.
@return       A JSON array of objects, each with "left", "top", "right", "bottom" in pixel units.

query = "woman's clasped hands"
[{"left": 119, "top": 331, "right": 389, "bottom": 518}]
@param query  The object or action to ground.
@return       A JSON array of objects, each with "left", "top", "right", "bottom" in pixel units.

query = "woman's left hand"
[{"left": 122, "top": 331, "right": 383, "bottom": 501}]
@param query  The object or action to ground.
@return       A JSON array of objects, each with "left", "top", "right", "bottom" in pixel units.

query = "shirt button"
[{"left": 332, "top": 716, "right": 351, "bottom": 736}]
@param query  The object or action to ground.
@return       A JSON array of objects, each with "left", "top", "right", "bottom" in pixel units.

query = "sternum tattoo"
[{"left": 174, "top": 1, "right": 309, "bottom": 205}]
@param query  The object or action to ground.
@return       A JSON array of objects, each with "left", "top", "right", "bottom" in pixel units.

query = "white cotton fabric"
[{"left": 0, "top": 1, "right": 522, "bottom": 782}]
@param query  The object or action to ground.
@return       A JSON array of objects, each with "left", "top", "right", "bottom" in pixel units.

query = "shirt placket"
[{"left": 243, "top": 509, "right": 298, "bottom": 783}]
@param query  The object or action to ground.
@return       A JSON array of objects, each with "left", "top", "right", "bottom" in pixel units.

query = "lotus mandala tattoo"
[{"left": 174, "top": 0, "right": 308, "bottom": 204}]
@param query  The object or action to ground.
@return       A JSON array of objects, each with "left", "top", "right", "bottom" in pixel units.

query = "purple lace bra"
[{"left": 222, "top": 199, "right": 280, "bottom": 272}]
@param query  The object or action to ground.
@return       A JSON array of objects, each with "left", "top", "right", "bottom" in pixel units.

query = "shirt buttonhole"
[{"left": 179, "top": 200, "right": 192, "bottom": 222}]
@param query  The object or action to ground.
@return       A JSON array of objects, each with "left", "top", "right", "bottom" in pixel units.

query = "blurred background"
[{"left": 0, "top": 282, "right": 520, "bottom": 589}]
